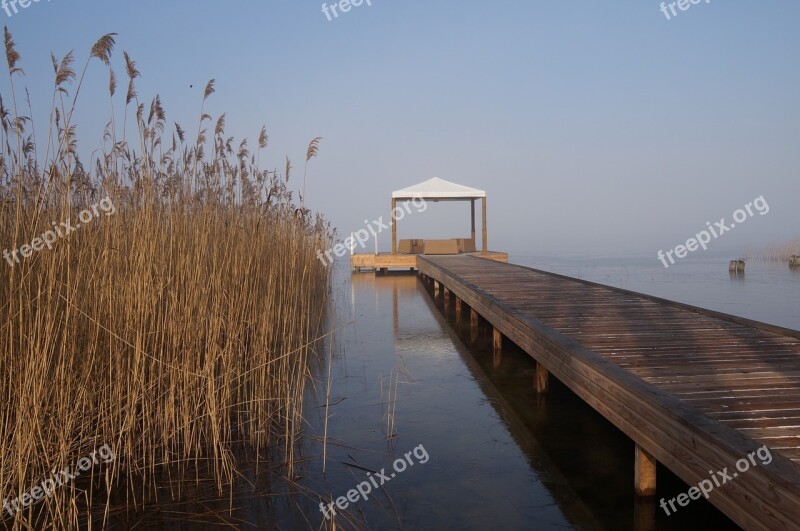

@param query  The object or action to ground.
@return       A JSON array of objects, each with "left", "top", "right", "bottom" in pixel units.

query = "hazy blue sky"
[{"left": 3, "top": 1, "right": 799, "bottom": 257}]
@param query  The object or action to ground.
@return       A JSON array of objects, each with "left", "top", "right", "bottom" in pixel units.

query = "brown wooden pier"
[
  {"left": 350, "top": 250, "right": 508, "bottom": 272},
  {"left": 417, "top": 254, "right": 800, "bottom": 530}
]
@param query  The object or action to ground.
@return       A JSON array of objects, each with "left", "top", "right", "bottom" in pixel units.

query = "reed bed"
[
  {"left": 744, "top": 239, "right": 800, "bottom": 263},
  {"left": 0, "top": 30, "right": 332, "bottom": 529}
]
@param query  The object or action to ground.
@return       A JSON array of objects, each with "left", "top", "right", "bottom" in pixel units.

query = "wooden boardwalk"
[{"left": 417, "top": 254, "right": 800, "bottom": 530}]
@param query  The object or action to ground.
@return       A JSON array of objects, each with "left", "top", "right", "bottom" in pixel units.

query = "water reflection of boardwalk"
[{"left": 418, "top": 254, "right": 800, "bottom": 531}]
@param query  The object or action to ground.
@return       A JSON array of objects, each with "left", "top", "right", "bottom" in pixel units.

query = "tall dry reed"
[
  {"left": 744, "top": 239, "right": 800, "bottom": 262},
  {"left": 0, "top": 29, "right": 332, "bottom": 529}
]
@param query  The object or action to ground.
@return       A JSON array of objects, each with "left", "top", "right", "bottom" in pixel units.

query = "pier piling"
[
  {"left": 493, "top": 327, "right": 502, "bottom": 367},
  {"left": 470, "top": 308, "right": 479, "bottom": 343},
  {"left": 634, "top": 446, "right": 657, "bottom": 497},
  {"left": 729, "top": 259, "right": 745, "bottom": 273}
]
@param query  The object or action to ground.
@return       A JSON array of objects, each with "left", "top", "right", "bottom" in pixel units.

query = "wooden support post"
[
  {"left": 634, "top": 445, "right": 657, "bottom": 497},
  {"left": 455, "top": 297, "right": 462, "bottom": 325},
  {"left": 633, "top": 497, "right": 656, "bottom": 531},
  {"left": 493, "top": 327, "right": 502, "bottom": 367},
  {"left": 470, "top": 199, "right": 476, "bottom": 251},
  {"left": 481, "top": 196, "right": 488, "bottom": 254},
  {"left": 434, "top": 280, "right": 440, "bottom": 297},
  {"left": 391, "top": 198, "right": 397, "bottom": 255},
  {"left": 443, "top": 287, "right": 450, "bottom": 311},
  {"left": 470, "top": 308, "right": 479, "bottom": 343},
  {"left": 729, "top": 259, "right": 745, "bottom": 273},
  {"left": 535, "top": 362, "right": 549, "bottom": 393}
]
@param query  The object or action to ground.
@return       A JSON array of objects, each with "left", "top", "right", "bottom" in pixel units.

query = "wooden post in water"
[
  {"left": 633, "top": 496, "right": 656, "bottom": 531},
  {"left": 535, "top": 362, "right": 549, "bottom": 393},
  {"left": 634, "top": 445, "right": 657, "bottom": 497},
  {"left": 470, "top": 308, "right": 479, "bottom": 343},
  {"left": 492, "top": 327, "right": 502, "bottom": 367},
  {"left": 443, "top": 287, "right": 450, "bottom": 311},
  {"left": 455, "top": 297, "right": 462, "bottom": 326},
  {"left": 729, "top": 259, "right": 745, "bottom": 273}
]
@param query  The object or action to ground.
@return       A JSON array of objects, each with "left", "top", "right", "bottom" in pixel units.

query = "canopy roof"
[{"left": 392, "top": 177, "right": 485, "bottom": 200}]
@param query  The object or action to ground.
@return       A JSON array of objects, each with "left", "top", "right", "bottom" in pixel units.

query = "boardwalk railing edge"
[{"left": 418, "top": 255, "right": 800, "bottom": 531}]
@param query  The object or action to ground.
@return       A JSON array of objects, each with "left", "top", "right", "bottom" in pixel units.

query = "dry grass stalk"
[
  {"left": 744, "top": 239, "right": 800, "bottom": 262},
  {"left": 0, "top": 30, "right": 332, "bottom": 528}
]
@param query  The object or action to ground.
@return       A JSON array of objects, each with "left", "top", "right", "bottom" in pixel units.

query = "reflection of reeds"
[
  {"left": 378, "top": 371, "right": 399, "bottom": 440},
  {"left": 322, "top": 338, "right": 334, "bottom": 474},
  {"left": 379, "top": 357, "right": 416, "bottom": 441},
  {"left": 0, "top": 30, "right": 331, "bottom": 528}
]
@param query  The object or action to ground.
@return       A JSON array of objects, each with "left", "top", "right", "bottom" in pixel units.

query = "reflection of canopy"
[
  {"left": 390, "top": 177, "right": 488, "bottom": 254},
  {"left": 392, "top": 177, "right": 485, "bottom": 200}
]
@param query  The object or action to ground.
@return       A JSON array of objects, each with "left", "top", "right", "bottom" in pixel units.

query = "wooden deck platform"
[
  {"left": 417, "top": 254, "right": 800, "bottom": 530},
  {"left": 350, "top": 251, "right": 508, "bottom": 272}
]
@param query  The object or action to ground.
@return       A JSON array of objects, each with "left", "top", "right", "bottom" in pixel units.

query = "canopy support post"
[
  {"left": 391, "top": 198, "right": 397, "bottom": 255},
  {"left": 481, "top": 197, "right": 488, "bottom": 254},
  {"left": 471, "top": 199, "right": 476, "bottom": 251}
]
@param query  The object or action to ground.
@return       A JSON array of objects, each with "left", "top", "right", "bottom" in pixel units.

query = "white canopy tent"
[{"left": 390, "top": 177, "right": 488, "bottom": 255}]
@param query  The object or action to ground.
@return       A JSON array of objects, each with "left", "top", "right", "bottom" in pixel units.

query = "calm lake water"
[{"left": 128, "top": 255, "right": 797, "bottom": 529}]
